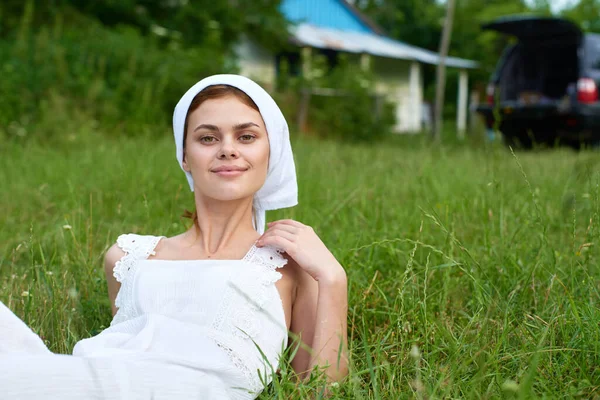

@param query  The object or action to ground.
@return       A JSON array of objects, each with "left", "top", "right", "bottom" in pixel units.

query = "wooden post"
[
  {"left": 433, "top": 0, "right": 456, "bottom": 142},
  {"left": 301, "top": 47, "right": 312, "bottom": 80},
  {"left": 469, "top": 89, "right": 480, "bottom": 134},
  {"left": 374, "top": 94, "right": 382, "bottom": 121},
  {"left": 360, "top": 53, "right": 371, "bottom": 71},
  {"left": 456, "top": 69, "right": 468, "bottom": 139},
  {"left": 299, "top": 47, "right": 313, "bottom": 134},
  {"left": 297, "top": 88, "right": 311, "bottom": 133}
]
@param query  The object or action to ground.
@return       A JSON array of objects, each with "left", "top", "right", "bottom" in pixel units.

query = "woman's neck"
[{"left": 186, "top": 197, "right": 258, "bottom": 257}]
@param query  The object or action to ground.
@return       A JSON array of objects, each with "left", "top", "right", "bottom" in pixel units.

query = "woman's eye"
[
  {"left": 200, "top": 136, "right": 216, "bottom": 143},
  {"left": 240, "top": 134, "right": 255, "bottom": 142}
]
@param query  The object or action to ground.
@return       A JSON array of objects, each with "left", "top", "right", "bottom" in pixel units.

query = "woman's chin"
[
  {"left": 204, "top": 189, "right": 256, "bottom": 202},
  {"left": 194, "top": 177, "right": 265, "bottom": 202}
]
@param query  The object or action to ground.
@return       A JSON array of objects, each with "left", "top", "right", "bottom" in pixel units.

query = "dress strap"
[
  {"left": 112, "top": 234, "right": 163, "bottom": 283},
  {"left": 110, "top": 234, "right": 163, "bottom": 326},
  {"left": 242, "top": 244, "right": 288, "bottom": 302},
  {"left": 242, "top": 244, "right": 288, "bottom": 271}
]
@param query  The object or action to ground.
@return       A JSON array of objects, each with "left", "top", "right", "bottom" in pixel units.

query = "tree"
[
  {"left": 354, "top": 0, "right": 443, "bottom": 51},
  {"left": 0, "top": 0, "right": 290, "bottom": 52},
  {"left": 561, "top": 0, "right": 600, "bottom": 32}
]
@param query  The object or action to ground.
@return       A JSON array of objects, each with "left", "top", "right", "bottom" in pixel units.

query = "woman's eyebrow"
[
  {"left": 193, "top": 124, "right": 220, "bottom": 133},
  {"left": 233, "top": 122, "right": 260, "bottom": 131},
  {"left": 193, "top": 122, "right": 260, "bottom": 133}
]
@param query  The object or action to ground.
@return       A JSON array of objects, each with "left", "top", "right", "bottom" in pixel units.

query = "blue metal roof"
[
  {"left": 281, "top": 0, "right": 373, "bottom": 34},
  {"left": 280, "top": 0, "right": 478, "bottom": 68}
]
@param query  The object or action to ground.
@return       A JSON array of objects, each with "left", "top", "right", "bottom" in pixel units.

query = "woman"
[{"left": 0, "top": 74, "right": 348, "bottom": 399}]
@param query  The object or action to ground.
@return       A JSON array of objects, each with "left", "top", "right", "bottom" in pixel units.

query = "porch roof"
[{"left": 291, "top": 23, "right": 478, "bottom": 69}]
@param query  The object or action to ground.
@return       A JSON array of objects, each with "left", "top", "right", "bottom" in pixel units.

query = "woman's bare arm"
[
  {"left": 306, "top": 272, "right": 348, "bottom": 382},
  {"left": 289, "top": 265, "right": 318, "bottom": 377},
  {"left": 290, "top": 261, "right": 349, "bottom": 382},
  {"left": 104, "top": 244, "right": 125, "bottom": 317}
]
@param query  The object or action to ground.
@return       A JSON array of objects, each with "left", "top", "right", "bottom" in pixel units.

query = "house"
[{"left": 235, "top": 0, "right": 477, "bottom": 134}]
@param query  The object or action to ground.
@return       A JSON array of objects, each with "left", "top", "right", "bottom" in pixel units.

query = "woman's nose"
[{"left": 218, "top": 138, "right": 239, "bottom": 159}]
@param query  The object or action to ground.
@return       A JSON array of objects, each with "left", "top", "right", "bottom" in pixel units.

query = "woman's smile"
[
  {"left": 211, "top": 165, "right": 250, "bottom": 177},
  {"left": 213, "top": 169, "right": 247, "bottom": 177}
]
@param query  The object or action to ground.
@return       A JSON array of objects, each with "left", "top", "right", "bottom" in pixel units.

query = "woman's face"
[{"left": 183, "top": 95, "right": 270, "bottom": 202}]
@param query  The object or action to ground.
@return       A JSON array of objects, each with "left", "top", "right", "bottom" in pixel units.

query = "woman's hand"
[{"left": 257, "top": 219, "right": 346, "bottom": 284}]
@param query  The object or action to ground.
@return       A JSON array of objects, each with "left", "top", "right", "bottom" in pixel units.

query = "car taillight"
[
  {"left": 577, "top": 78, "right": 598, "bottom": 103},
  {"left": 486, "top": 84, "right": 496, "bottom": 105}
]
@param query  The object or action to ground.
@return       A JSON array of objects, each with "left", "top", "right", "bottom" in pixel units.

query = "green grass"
[{"left": 1, "top": 130, "right": 599, "bottom": 398}]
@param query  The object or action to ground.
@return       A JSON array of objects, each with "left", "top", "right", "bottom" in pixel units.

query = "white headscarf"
[{"left": 172, "top": 74, "right": 298, "bottom": 234}]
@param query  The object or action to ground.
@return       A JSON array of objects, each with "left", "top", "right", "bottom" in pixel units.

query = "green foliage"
[
  {"left": 0, "top": 0, "right": 291, "bottom": 141},
  {"left": 2, "top": 131, "right": 600, "bottom": 397},
  {"left": 452, "top": 0, "right": 532, "bottom": 80},
  {"left": 275, "top": 55, "right": 396, "bottom": 142},
  {"left": 0, "top": 0, "right": 289, "bottom": 51},
  {"left": 0, "top": 3, "right": 234, "bottom": 141},
  {"left": 561, "top": 0, "right": 600, "bottom": 32},
  {"left": 355, "top": 0, "right": 444, "bottom": 52}
]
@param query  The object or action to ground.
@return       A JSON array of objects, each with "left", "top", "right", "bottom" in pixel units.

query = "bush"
[
  {"left": 274, "top": 55, "right": 396, "bottom": 142},
  {"left": 0, "top": 4, "right": 233, "bottom": 141}
]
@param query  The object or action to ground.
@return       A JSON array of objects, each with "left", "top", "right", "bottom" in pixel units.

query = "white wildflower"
[{"left": 410, "top": 344, "right": 421, "bottom": 359}]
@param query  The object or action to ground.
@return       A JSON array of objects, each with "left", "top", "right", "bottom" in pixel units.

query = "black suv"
[{"left": 477, "top": 16, "right": 600, "bottom": 148}]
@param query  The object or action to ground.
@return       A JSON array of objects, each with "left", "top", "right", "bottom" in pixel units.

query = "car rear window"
[
  {"left": 492, "top": 44, "right": 517, "bottom": 81},
  {"left": 584, "top": 34, "right": 600, "bottom": 70}
]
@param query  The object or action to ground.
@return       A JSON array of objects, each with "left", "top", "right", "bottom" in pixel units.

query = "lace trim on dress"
[
  {"left": 236, "top": 245, "right": 287, "bottom": 337},
  {"left": 208, "top": 333, "right": 262, "bottom": 394},
  {"left": 210, "top": 244, "right": 288, "bottom": 392},
  {"left": 243, "top": 245, "right": 287, "bottom": 307},
  {"left": 111, "top": 234, "right": 162, "bottom": 326}
]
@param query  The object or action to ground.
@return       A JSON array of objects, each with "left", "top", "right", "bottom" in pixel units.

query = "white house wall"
[
  {"left": 371, "top": 57, "right": 422, "bottom": 133},
  {"left": 234, "top": 37, "right": 276, "bottom": 90},
  {"left": 234, "top": 38, "right": 425, "bottom": 134}
]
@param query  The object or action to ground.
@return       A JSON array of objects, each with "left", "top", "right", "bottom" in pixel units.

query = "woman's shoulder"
[
  {"left": 104, "top": 233, "right": 166, "bottom": 281},
  {"left": 116, "top": 232, "right": 164, "bottom": 246},
  {"left": 106, "top": 233, "right": 165, "bottom": 259},
  {"left": 277, "top": 253, "right": 317, "bottom": 304}
]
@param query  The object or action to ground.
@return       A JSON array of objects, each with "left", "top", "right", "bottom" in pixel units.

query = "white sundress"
[{"left": 0, "top": 233, "right": 289, "bottom": 400}]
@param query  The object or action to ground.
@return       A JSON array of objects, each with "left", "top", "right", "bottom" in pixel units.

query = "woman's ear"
[{"left": 182, "top": 153, "right": 191, "bottom": 172}]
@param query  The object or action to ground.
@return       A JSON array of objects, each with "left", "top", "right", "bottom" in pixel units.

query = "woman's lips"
[{"left": 213, "top": 169, "right": 247, "bottom": 177}]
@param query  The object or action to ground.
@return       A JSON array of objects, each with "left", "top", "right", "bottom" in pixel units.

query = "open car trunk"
[
  {"left": 497, "top": 42, "right": 579, "bottom": 104},
  {"left": 485, "top": 16, "right": 583, "bottom": 106}
]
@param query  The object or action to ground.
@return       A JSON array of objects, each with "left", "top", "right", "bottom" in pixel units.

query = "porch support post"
[
  {"left": 409, "top": 61, "right": 422, "bottom": 132},
  {"left": 457, "top": 69, "right": 468, "bottom": 139}
]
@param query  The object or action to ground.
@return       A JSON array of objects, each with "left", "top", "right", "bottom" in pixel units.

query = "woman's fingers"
[
  {"left": 265, "top": 224, "right": 299, "bottom": 236},
  {"left": 267, "top": 219, "right": 305, "bottom": 229},
  {"left": 258, "top": 235, "right": 295, "bottom": 253},
  {"left": 260, "top": 228, "right": 296, "bottom": 243}
]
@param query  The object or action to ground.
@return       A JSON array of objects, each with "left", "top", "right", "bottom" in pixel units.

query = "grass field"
[{"left": 1, "top": 131, "right": 599, "bottom": 398}]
